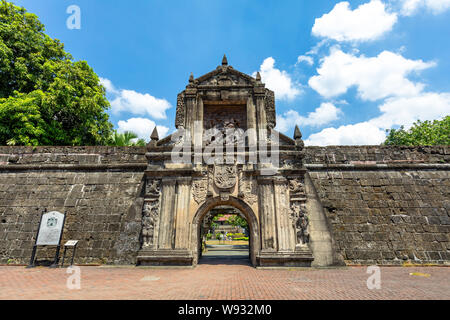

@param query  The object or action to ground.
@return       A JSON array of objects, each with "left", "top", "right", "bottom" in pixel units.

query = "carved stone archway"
[
  {"left": 191, "top": 196, "right": 259, "bottom": 266},
  {"left": 136, "top": 56, "right": 337, "bottom": 267}
]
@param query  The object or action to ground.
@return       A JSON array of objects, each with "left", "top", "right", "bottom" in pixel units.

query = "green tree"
[
  {"left": 384, "top": 116, "right": 450, "bottom": 146},
  {"left": 226, "top": 215, "right": 248, "bottom": 229},
  {"left": 0, "top": 1, "right": 113, "bottom": 146},
  {"left": 108, "top": 131, "right": 146, "bottom": 147}
]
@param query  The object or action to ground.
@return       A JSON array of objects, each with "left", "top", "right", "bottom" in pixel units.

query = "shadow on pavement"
[{"left": 199, "top": 244, "right": 251, "bottom": 266}]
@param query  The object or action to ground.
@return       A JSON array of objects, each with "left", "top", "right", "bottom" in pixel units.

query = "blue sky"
[{"left": 12, "top": 0, "right": 450, "bottom": 145}]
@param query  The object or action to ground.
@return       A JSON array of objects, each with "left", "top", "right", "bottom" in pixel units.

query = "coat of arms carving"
[
  {"left": 192, "top": 179, "right": 208, "bottom": 204},
  {"left": 213, "top": 165, "right": 237, "bottom": 190}
]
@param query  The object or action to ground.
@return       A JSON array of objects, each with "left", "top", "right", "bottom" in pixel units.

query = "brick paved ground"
[{"left": 0, "top": 263, "right": 448, "bottom": 300}]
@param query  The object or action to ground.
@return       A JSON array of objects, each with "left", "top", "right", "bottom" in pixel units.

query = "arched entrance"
[{"left": 192, "top": 196, "right": 259, "bottom": 267}]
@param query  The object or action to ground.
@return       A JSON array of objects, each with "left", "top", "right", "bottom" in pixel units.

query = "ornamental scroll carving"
[
  {"left": 265, "top": 90, "right": 276, "bottom": 129},
  {"left": 142, "top": 179, "right": 161, "bottom": 248},
  {"left": 175, "top": 92, "right": 185, "bottom": 129},
  {"left": 238, "top": 173, "right": 257, "bottom": 206}
]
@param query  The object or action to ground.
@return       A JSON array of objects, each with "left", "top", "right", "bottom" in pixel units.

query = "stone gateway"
[
  {"left": 137, "top": 56, "right": 328, "bottom": 267},
  {"left": 0, "top": 56, "right": 448, "bottom": 267}
]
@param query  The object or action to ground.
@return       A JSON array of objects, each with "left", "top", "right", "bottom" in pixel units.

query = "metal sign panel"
[{"left": 36, "top": 211, "right": 65, "bottom": 246}]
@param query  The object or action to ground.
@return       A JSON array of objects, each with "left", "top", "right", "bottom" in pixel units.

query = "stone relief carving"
[
  {"left": 288, "top": 177, "right": 309, "bottom": 245},
  {"left": 192, "top": 179, "right": 208, "bottom": 204},
  {"left": 290, "top": 202, "right": 309, "bottom": 245},
  {"left": 142, "top": 179, "right": 161, "bottom": 248},
  {"left": 214, "top": 164, "right": 237, "bottom": 190},
  {"left": 203, "top": 119, "right": 245, "bottom": 146},
  {"left": 265, "top": 90, "right": 276, "bottom": 129},
  {"left": 238, "top": 173, "right": 257, "bottom": 205},
  {"left": 207, "top": 166, "right": 214, "bottom": 196},
  {"left": 175, "top": 93, "right": 185, "bottom": 128},
  {"left": 289, "top": 178, "right": 305, "bottom": 197},
  {"left": 198, "top": 71, "right": 252, "bottom": 87},
  {"left": 146, "top": 179, "right": 161, "bottom": 198},
  {"left": 142, "top": 200, "right": 159, "bottom": 248}
]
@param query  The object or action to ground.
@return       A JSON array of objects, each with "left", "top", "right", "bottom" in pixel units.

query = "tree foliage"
[
  {"left": 0, "top": 1, "right": 113, "bottom": 145},
  {"left": 226, "top": 215, "right": 248, "bottom": 229},
  {"left": 384, "top": 116, "right": 450, "bottom": 146},
  {"left": 108, "top": 131, "right": 146, "bottom": 147}
]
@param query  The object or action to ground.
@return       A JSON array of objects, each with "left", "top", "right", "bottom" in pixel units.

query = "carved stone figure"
[
  {"left": 290, "top": 202, "right": 309, "bottom": 245},
  {"left": 142, "top": 201, "right": 159, "bottom": 247},
  {"left": 296, "top": 215, "right": 310, "bottom": 245},
  {"left": 289, "top": 179, "right": 305, "bottom": 197}
]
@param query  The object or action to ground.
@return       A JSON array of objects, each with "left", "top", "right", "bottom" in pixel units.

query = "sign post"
[
  {"left": 27, "top": 211, "right": 66, "bottom": 268},
  {"left": 61, "top": 240, "right": 79, "bottom": 267}
]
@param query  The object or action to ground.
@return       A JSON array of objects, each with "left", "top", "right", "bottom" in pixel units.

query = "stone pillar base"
[
  {"left": 137, "top": 249, "right": 193, "bottom": 266},
  {"left": 256, "top": 249, "right": 313, "bottom": 267}
]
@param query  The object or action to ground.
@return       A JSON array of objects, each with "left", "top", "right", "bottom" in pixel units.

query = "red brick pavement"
[{"left": 0, "top": 264, "right": 448, "bottom": 300}]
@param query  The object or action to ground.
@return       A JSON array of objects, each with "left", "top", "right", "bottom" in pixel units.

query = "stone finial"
[
  {"left": 294, "top": 125, "right": 302, "bottom": 140},
  {"left": 222, "top": 54, "right": 228, "bottom": 66},
  {"left": 147, "top": 127, "right": 159, "bottom": 150},
  {"left": 151, "top": 126, "right": 159, "bottom": 141},
  {"left": 189, "top": 72, "right": 194, "bottom": 83},
  {"left": 294, "top": 125, "right": 304, "bottom": 150},
  {"left": 256, "top": 72, "right": 261, "bottom": 82}
]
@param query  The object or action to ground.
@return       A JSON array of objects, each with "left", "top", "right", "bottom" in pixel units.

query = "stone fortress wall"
[{"left": 0, "top": 145, "right": 448, "bottom": 265}]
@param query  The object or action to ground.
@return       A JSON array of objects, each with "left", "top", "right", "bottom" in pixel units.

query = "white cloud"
[
  {"left": 304, "top": 122, "right": 387, "bottom": 146},
  {"left": 398, "top": 0, "right": 450, "bottom": 15},
  {"left": 99, "top": 77, "right": 119, "bottom": 95},
  {"left": 117, "top": 118, "right": 169, "bottom": 142},
  {"left": 100, "top": 77, "right": 172, "bottom": 120},
  {"left": 312, "top": 0, "right": 398, "bottom": 42},
  {"left": 309, "top": 48, "right": 435, "bottom": 101},
  {"left": 253, "top": 57, "right": 302, "bottom": 100},
  {"left": 276, "top": 102, "right": 342, "bottom": 133},
  {"left": 111, "top": 90, "right": 171, "bottom": 120},
  {"left": 369, "top": 92, "right": 450, "bottom": 129},
  {"left": 297, "top": 55, "right": 314, "bottom": 66},
  {"left": 304, "top": 92, "right": 450, "bottom": 146}
]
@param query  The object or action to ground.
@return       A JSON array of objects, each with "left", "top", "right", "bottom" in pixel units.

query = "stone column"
[
  {"left": 274, "top": 179, "right": 294, "bottom": 251},
  {"left": 185, "top": 88, "right": 197, "bottom": 143},
  {"left": 157, "top": 179, "right": 177, "bottom": 249},
  {"left": 258, "top": 178, "right": 278, "bottom": 251},
  {"left": 255, "top": 94, "right": 267, "bottom": 143},
  {"left": 246, "top": 96, "right": 257, "bottom": 148},
  {"left": 193, "top": 96, "right": 203, "bottom": 160},
  {"left": 174, "top": 178, "right": 192, "bottom": 249}
]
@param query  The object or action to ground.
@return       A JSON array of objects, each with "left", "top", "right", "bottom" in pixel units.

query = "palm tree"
[{"left": 108, "top": 131, "right": 146, "bottom": 146}]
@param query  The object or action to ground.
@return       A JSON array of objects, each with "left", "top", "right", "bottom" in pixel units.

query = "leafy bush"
[
  {"left": 206, "top": 233, "right": 212, "bottom": 240},
  {"left": 233, "top": 237, "right": 249, "bottom": 241},
  {"left": 384, "top": 116, "right": 450, "bottom": 146}
]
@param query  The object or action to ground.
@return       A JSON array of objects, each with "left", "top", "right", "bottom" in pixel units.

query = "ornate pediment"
[{"left": 196, "top": 66, "right": 256, "bottom": 87}]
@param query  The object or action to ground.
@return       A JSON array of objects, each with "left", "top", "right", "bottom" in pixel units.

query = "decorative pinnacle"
[
  {"left": 151, "top": 126, "right": 159, "bottom": 141},
  {"left": 256, "top": 72, "right": 261, "bottom": 82},
  {"left": 222, "top": 54, "right": 228, "bottom": 66},
  {"left": 189, "top": 72, "right": 194, "bottom": 83},
  {"left": 294, "top": 125, "right": 302, "bottom": 140}
]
